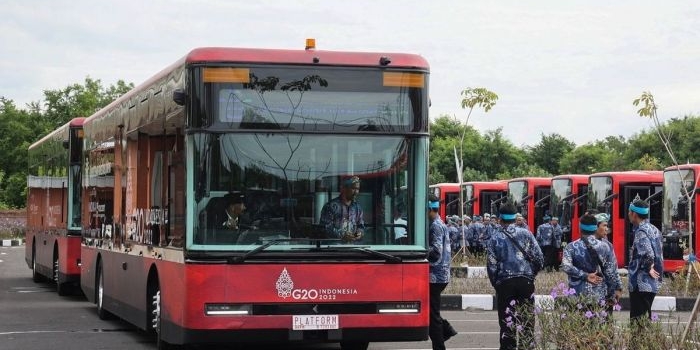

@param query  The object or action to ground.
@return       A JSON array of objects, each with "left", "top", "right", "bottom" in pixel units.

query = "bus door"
[
  {"left": 481, "top": 191, "right": 505, "bottom": 217},
  {"left": 534, "top": 187, "right": 551, "bottom": 229},
  {"left": 623, "top": 186, "right": 653, "bottom": 265}
]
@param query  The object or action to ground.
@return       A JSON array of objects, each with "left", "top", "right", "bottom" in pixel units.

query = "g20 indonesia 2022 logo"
[{"left": 275, "top": 267, "right": 358, "bottom": 300}]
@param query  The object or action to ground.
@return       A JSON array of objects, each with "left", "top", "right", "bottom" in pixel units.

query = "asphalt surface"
[{"left": 0, "top": 245, "right": 695, "bottom": 350}]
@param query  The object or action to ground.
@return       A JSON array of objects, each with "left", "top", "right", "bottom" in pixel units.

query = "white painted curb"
[
  {"left": 461, "top": 294, "right": 493, "bottom": 310},
  {"left": 651, "top": 296, "right": 676, "bottom": 311}
]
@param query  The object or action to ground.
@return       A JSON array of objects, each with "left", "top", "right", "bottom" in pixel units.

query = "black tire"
[
  {"left": 96, "top": 263, "right": 112, "bottom": 320},
  {"left": 340, "top": 341, "right": 370, "bottom": 350},
  {"left": 152, "top": 284, "right": 181, "bottom": 350},
  {"left": 31, "top": 243, "right": 43, "bottom": 283},
  {"left": 54, "top": 252, "right": 68, "bottom": 296}
]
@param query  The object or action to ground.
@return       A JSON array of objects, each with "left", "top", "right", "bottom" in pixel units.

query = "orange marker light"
[
  {"left": 305, "top": 38, "right": 316, "bottom": 50},
  {"left": 383, "top": 72, "right": 425, "bottom": 88},
  {"left": 203, "top": 68, "right": 251, "bottom": 83}
]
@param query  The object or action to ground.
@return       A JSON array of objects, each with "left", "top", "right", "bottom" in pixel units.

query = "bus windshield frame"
[{"left": 550, "top": 178, "right": 573, "bottom": 229}]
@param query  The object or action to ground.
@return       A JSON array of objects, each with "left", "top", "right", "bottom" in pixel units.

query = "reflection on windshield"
[
  {"left": 663, "top": 169, "right": 694, "bottom": 235},
  {"left": 191, "top": 134, "right": 417, "bottom": 249},
  {"left": 463, "top": 185, "right": 474, "bottom": 217},
  {"left": 508, "top": 181, "right": 527, "bottom": 216},
  {"left": 588, "top": 176, "right": 613, "bottom": 215},
  {"left": 550, "top": 179, "right": 572, "bottom": 227}
]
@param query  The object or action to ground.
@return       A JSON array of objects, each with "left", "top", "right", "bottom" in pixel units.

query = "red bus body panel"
[
  {"left": 462, "top": 181, "right": 508, "bottom": 217},
  {"left": 429, "top": 183, "right": 460, "bottom": 221},
  {"left": 588, "top": 171, "right": 663, "bottom": 269}
]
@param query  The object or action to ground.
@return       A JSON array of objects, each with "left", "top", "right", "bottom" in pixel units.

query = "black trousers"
[
  {"left": 496, "top": 277, "right": 535, "bottom": 350},
  {"left": 630, "top": 291, "right": 656, "bottom": 320},
  {"left": 429, "top": 283, "right": 448, "bottom": 350},
  {"left": 543, "top": 245, "right": 558, "bottom": 271}
]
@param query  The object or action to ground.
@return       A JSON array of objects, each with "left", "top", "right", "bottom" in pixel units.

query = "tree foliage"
[{"left": 0, "top": 78, "right": 132, "bottom": 208}]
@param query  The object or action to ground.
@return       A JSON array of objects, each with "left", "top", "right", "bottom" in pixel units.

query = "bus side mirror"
[{"left": 173, "top": 89, "right": 186, "bottom": 106}]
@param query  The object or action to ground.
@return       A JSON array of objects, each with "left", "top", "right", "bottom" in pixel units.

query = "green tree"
[
  {"left": 41, "top": 77, "right": 133, "bottom": 129},
  {"left": 559, "top": 143, "right": 615, "bottom": 174},
  {"left": 527, "top": 133, "right": 575, "bottom": 175},
  {"left": 0, "top": 98, "right": 34, "bottom": 207}
]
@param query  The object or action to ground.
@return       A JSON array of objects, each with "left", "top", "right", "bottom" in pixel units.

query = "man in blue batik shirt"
[
  {"left": 427, "top": 194, "right": 454, "bottom": 350},
  {"left": 627, "top": 199, "right": 663, "bottom": 322},
  {"left": 487, "top": 203, "right": 544, "bottom": 350},
  {"left": 561, "top": 214, "right": 620, "bottom": 308},
  {"left": 537, "top": 216, "right": 563, "bottom": 272},
  {"left": 320, "top": 176, "right": 364, "bottom": 243}
]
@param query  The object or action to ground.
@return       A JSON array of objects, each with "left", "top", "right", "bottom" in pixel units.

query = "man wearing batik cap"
[
  {"left": 627, "top": 199, "right": 663, "bottom": 324},
  {"left": 536, "top": 215, "right": 558, "bottom": 272},
  {"left": 320, "top": 176, "right": 365, "bottom": 243},
  {"left": 593, "top": 212, "right": 623, "bottom": 309},
  {"left": 550, "top": 216, "right": 563, "bottom": 270},
  {"left": 427, "top": 194, "right": 454, "bottom": 350},
  {"left": 561, "top": 213, "right": 620, "bottom": 313},
  {"left": 467, "top": 215, "right": 485, "bottom": 254},
  {"left": 487, "top": 202, "right": 543, "bottom": 350}
]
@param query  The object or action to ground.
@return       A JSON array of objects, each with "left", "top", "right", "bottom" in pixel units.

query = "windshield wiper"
[
  {"left": 307, "top": 245, "right": 402, "bottom": 263},
  {"left": 228, "top": 238, "right": 339, "bottom": 263}
]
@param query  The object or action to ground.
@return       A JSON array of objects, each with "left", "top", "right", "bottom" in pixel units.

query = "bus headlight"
[
  {"left": 377, "top": 302, "right": 420, "bottom": 314},
  {"left": 205, "top": 304, "right": 252, "bottom": 316}
]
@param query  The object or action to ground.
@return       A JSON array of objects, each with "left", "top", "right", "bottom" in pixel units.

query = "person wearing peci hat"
[
  {"left": 561, "top": 213, "right": 620, "bottom": 320},
  {"left": 320, "top": 176, "right": 365, "bottom": 243},
  {"left": 536, "top": 214, "right": 559, "bottom": 272},
  {"left": 592, "top": 212, "right": 623, "bottom": 310},
  {"left": 627, "top": 199, "right": 663, "bottom": 331},
  {"left": 487, "top": 202, "right": 543, "bottom": 350},
  {"left": 426, "top": 193, "right": 455, "bottom": 350},
  {"left": 214, "top": 192, "right": 257, "bottom": 233}
]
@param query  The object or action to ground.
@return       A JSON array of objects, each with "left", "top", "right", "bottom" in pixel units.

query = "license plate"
[{"left": 292, "top": 315, "right": 339, "bottom": 330}]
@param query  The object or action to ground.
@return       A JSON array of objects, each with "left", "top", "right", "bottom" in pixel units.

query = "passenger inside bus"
[
  {"left": 319, "top": 176, "right": 365, "bottom": 243},
  {"left": 203, "top": 192, "right": 258, "bottom": 244}
]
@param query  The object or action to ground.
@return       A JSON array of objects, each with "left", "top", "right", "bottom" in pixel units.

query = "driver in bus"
[
  {"left": 214, "top": 192, "right": 257, "bottom": 232},
  {"left": 320, "top": 176, "right": 365, "bottom": 243}
]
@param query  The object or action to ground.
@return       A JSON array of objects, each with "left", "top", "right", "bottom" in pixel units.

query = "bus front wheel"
[{"left": 96, "top": 263, "right": 112, "bottom": 320}]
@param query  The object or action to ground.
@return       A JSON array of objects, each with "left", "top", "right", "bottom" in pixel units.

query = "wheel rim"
[{"left": 152, "top": 289, "right": 161, "bottom": 332}]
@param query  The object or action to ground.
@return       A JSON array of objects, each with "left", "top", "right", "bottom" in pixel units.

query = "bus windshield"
[
  {"left": 508, "top": 180, "right": 528, "bottom": 216},
  {"left": 189, "top": 133, "right": 425, "bottom": 251},
  {"left": 663, "top": 169, "right": 695, "bottom": 237},
  {"left": 550, "top": 179, "right": 572, "bottom": 228},
  {"left": 463, "top": 185, "right": 474, "bottom": 217},
  {"left": 588, "top": 176, "right": 613, "bottom": 215}
]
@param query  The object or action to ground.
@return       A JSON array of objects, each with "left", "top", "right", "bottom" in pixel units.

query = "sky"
[{"left": 1, "top": 0, "right": 699, "bottom": 147}]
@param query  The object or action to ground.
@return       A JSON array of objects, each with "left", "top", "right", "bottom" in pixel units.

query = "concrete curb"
[
  {"left": 442, "top": 294, "right": 693, "bottom": 312},
  {"left": 0, "top": 239, "right": 24, "bottom": 247}
]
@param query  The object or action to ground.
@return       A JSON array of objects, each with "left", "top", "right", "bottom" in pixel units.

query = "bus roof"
[
  {"left": 508, "top": 177, "right": 551, "bottom": 186},
  {"left": 664, "top": 164, "right": 700, "bottom": 172},
  {"left": 589, "top": 170, "right": 663, "bottom": 182},
  {"left": 28, "top": 117, "right": 85, "bottom": 150},
  {"left": 185, "top": 47, "right": 430, "bottom": 69}
]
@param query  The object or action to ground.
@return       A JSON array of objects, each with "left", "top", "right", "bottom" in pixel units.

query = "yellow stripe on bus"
[
  {"left": 383, "top": 72, "right": 424, "bottom": 88},
  {"left": 203, "top": 68, "right": 251, "bottom": 83}
]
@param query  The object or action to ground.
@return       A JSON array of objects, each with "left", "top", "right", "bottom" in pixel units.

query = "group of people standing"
[{"left": 430, "top": 196, "right": 664, "bottom": 350}]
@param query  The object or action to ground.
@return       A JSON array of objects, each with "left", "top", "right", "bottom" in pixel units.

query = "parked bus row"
[
  {"left": 25, "top": 43, "right": 432, "bottom": 350},
  {"left": 431, "top": 167, "right": 697, "bottom": 273}
]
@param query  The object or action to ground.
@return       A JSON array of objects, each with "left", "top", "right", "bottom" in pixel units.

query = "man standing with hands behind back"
[{"left": 320, "top": 176, "right": 365, "bottom": 243}]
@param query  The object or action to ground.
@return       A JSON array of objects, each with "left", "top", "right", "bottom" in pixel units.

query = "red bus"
[
  {"left": 662, "top": 164, "right": 700, "bottom": 272},
  {"left": 586, "top": 171, "right": 663, "bottom": 269},
  {"left": 507, "top": 177, "right": 551, "bottom": 231},
  {"left": 79, "top": 44, "right": 431, "bottom": 349},
  {"left": 25, "top": 118, "right": 84, "bottom": 295},
  {"left": 462, "top": 181, "right": 508, "bottom": 218},
  {"left": 429, "top": 182, "right": 460, "bottom": 220},
  {"left": 549, "top": 175, "right": 589, "bottom": 243}
]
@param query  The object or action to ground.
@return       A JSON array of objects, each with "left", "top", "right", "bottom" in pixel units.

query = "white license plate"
[{"left": 292, "top": 315, "right": 339, "bottom": 330}]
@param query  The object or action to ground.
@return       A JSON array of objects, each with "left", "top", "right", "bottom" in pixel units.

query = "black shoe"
[{"left": 442, "top": 320, "right": 458, "bottom": 340}]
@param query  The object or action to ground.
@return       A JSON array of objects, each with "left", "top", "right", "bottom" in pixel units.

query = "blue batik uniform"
[
  {"left": 429, "top": 216, "right": 451, "bottom": 284},
  {"left": 628, "top": 220, "right": 664, "bottom": 293},
  {"left": 600, "top": 237, "right": 623, "bottom": 298},
  {"left": 467, "top": 222, "right": 483, "bottom": 248},
  {"left": 551, "top": 224, "right": 563, "bottom": 248},
  {"left": 448, "top": 225, "right": 461, "bottom": 251},
  {"left": 319, "top": 197, "right": 365, "bottom": 239},
  {"left": 561, "top": 235, "right": 619, "bottom": 301},
  {"left": 536, "top": 223, "right": 556, "bottom": 247},
  {"left": 487, "top": 225, "right": 544, "bottom": 287}
]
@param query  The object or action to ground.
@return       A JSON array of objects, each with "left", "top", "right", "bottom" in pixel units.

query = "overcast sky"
[{"left": 1, "top": 1, "right": 698, "bottom": 146}]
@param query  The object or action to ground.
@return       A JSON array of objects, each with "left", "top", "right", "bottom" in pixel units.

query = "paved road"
[{"left": 0, "top": 245, "right": 694, "bottom": 350}]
